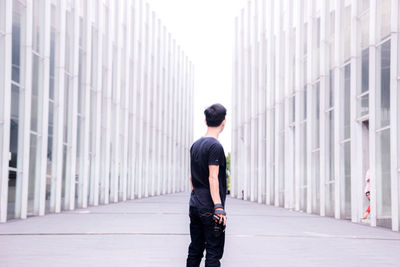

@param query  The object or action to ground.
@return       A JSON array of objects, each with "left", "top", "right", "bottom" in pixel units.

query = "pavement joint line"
[
  {"left": 1, "top": 232, "right": 399, "bottom": 241},
  {"left": 63, "top": 211, "right": 322, "bottom": 218}
]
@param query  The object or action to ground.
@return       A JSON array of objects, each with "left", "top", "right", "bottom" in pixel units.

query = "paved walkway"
[{"left": 0, "top": 193, "right": 399, "bottom": 267}]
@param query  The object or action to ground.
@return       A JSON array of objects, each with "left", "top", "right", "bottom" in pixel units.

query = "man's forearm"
[{"left": 209, "top": 175, "right": 222, "bottom": 205}]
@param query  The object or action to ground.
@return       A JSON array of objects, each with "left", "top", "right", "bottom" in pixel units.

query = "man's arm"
[
  {"left": 209, "top": 165, "right": 222, "bottom": 204},
  {"left": 209, "top": 165, "right": 226, "bottom": 225},
  {"left": 190, "top": 174, "right": 193, "bottom": 191}
]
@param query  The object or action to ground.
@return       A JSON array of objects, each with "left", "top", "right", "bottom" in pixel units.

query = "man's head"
[
  {"left": 366, "top": 191, "right": 370, "bottom": 200},
  {"left": 204, "top": 103, "right": 227, "bottom": 131}
]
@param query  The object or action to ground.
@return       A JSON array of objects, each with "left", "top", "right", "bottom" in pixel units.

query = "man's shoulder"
[{"left": 192, "top": 137, "right": 222, "bottom": 147}]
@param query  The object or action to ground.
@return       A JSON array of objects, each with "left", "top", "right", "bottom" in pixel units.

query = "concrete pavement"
[{"left": 0, "top": 193, "right": 399, "bottom": 267}]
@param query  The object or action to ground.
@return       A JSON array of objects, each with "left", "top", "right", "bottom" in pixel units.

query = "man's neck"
[{"left": 204, "top": 127, "right": 220, "bottom": 139}]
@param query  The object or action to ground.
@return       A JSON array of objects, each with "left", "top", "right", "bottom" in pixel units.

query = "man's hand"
[{"left": 214, "top": 207, "right": 227, "bottom": 226}]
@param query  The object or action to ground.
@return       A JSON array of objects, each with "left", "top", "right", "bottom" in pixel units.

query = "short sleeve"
[{"left": 208, "top": 144, "right": 223, "bottom": 166}]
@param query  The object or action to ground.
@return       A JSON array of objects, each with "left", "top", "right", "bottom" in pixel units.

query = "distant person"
[
  {"left": 186, "top": 104, "right": 227, "bottom": 267},
  {"left": 362, "top": 169, "right": 371, "bottom": 220},
  {"left": 362, "top": 191, "right": 370, "bottom": 220},
  {"left": 364, "top": 169, "right": 370, "bottom": 194}
]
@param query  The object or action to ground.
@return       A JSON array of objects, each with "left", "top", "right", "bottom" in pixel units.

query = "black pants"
[{"left": 186, "top": 206, "right": 225, "bottom": 267}]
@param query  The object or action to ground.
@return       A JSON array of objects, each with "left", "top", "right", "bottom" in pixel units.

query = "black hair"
[{"left": 204, "top": 103, "right": 227, "bottom": 127}]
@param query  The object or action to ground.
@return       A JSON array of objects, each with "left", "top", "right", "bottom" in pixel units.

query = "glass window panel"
[
  {"left": 78, "top": 49, "right": 84, "bottom": 114},
  {"left": 51, "top": 4, "right": 57, "bottom": 27},
  {"left": 62, "top": 145, "right": 67, "bottom": 209},
  {"left": 398, "top": 81, "right": 400, "bottom": 168},
  {"left": 7, "top": 170, "right": 17, "bottom": 220},
  {"left": 303, "top": 23, "right": 307, "bottom": 55},
  {"left": 301, "top": 122, "right": 307, "bottom": 186},
  {"left": 10, "top": 84, "right": 20, "bottom": 169},
  {"left": 328, "top": 69, "right": 334, "bottom": 108},
  {"left": 290, "top": 96, "right": 295, "bottom": 123},
  {"left": 90, "top": 90, "right": 96, "bottom": 153},
  {"left": 379, "top": 0, "right": 391, "bottom": 40},
  {"left": 47, "top": 101, "right": 54, "bottom": 175},
  {"left": 31, "top": 54, "right": 40, "bottom": 132},
  {"left": 361, "top": 13, "right": 369, "bottom": 50},
  {"left": 314, "top": 82, "right": 320, "bottom": 148},
  {"left": 49, "top": 28, "right": 56, "bottom": 100},
  {"left": 65, "top": 11, "right": 72, "bottom": 73},
  {"left": 303, "top": 58, "right": 307, "bottom": 86},
  {"left": 312, "top": 151, "right": 320, "bottom": 214},
  {"left": 91, "top": 27, "right": 98, "bottom": 87},
  {"left": 341, "top": 141, "right": 351, "bottom": 219},
  {"left": 12, "top": 2, "right": 21, "bottom": 83},
  {"left": 325, "top": 183, "right": 335, "bottom": 217},
  {"left": 327, "top": 111, "right": 334, "bottom": 181},
  {"left": 343, "top": 6, "right": 351, "bottom": 61},
  {"left": 28, "top": 133, "right": 38, "bottom": 215},
  {"left": 361, "top": 48, "right": 369, "bottom": 93},
  {"left": 313, "top": 18, "right": 320, "bottom": 79},
  {"left": 361, "top": 0, "right": 370, "bottom": 12},
  {"left": 358, "top": 93, "right": 369, "bottom": 117},
  {"left": 32, "top": 0, "right": 40, "bottom": 53},
  {"left": 303, "top": 87, "right": 307, "bottom": 120},
  {"left": 376, "top": 128, "right": 391, "bottom": 228},
  {"left": 329, "top": 11, "right": 335, "bottom": 68},
  {"left": 64, "top": 74, "right": 70, "bottom": 142},
  {"left": 343, "top": 64, "right": 351, "bottom": 139},
  {"left": 376, "top": 40, "right": 391, "bottom": 129}
]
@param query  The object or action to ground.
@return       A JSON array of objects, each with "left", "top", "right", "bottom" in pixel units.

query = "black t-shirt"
[{"left": 189, "top": 137, "right": 227, "bottom": 209}]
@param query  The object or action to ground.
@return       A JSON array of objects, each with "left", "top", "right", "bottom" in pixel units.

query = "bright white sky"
[{"left": 147, "top": 0, "right": 248, "bottom": 154}]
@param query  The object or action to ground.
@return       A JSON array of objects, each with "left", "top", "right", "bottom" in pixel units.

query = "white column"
[
  {"left": 102, "top": 0, "right": 114, "bottom": 204},
  {"left": 110, "top": 1, "right": 121, "bottom": 203},
  {"left": 64, "top": 0, "right": 80, "bottom": 210},
  {"left": 294, "top": 0, "right": 304, "bottom": 211},
  {"left": 284, "top": 0, "right": 294, "bottom": 209},
  {"left": 129, "top": 0, "right": 138, "bottom": 200},
  {"left": 161, "top": 26, "right": 168, "bottom": 195},
  {"left": 274, "top": 0, "right": 283, "bottom": 207},
  {"left": 166, "top": 33, "right": 172, "bottom": 194},
  {"left": 143, "top": 3, "right": 150, "bottom": 197},
  {"left": 306, "top": 0, "right": 315, "bottom": 214},
  {"left": 15, "top": 0, "right": 33, "bottom": 219},
  {"left": 334, "top": 0, "right": 344, "bottom": 219},
  {"left": 319, "top": 0, "right": 329, "bottom": 217},
  {"left": 156, "top": 19, "right": 163, "bottom": 195},
  {"left": 121, "top": 0, "right": 132, "bottom": 202},
  {"left": 369, "top": 0, "right": 378, "bottom": 227},
  {"left": 136, "top": 0, "right": 145, "bottom": 199},
  {"left": 350, "top": 0, "right": 362, "bottom": 223},
  {"left": 79, "top": 0, "right": 93, "bottom": 209},
  {"left": 250, "top": 0, "right": 256, "bottom": 202},
  {"left": 232, "top": 17, "right": 239, "bottom": 198},
  {"left": 390, "top": 0, "right": 399, "bottom": 231},
  {"left": 91, "top": 0, "right": 103, "bottom": 206},
  {"left": 35, "top": 0, "right": 51, "bottom": 216},
  {"left": 52, "top": 0, "right": 66, "bottom": 213},
  {"left": 265, "top": 0, "right": 274, "bottom": 205},
  {"left": 0, "top": 0, "right": 12, "bottom": 223},
  {"left": 171, "top": 39, "right": 177, "bottom": 194}
]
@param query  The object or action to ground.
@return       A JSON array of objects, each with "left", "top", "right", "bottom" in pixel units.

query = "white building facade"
[
  {"left": 231, "top": 0, "right": 400, "bottom": 231},
  {"left": 0, "top": 0, "right": 194, "bottom": 222}
]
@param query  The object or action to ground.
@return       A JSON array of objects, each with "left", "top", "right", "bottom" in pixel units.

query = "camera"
[{"left": 213, "top": 214, "right": 226, "bottom": 237}]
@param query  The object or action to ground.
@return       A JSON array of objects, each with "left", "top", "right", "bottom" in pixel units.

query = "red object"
[{"left": 365, "top": 204, "right": 370, "bottom": 213}]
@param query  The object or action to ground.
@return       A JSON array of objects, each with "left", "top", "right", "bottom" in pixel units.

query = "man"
[{"left": 186, "top": 104, "right": 227, "bottom": 267}]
